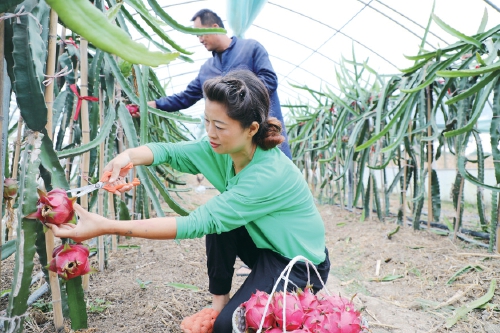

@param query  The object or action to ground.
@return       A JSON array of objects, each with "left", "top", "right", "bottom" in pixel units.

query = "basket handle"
[{"left": 256, "top": 255, "right": 330, "bottom": 333}]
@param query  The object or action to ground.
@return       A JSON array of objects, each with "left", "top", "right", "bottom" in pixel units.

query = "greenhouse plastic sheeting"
[{"left": 227, "top": 0, "right": 268, "bottom": 38}]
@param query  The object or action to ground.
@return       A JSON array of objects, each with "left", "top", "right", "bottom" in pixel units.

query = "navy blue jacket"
[{"left": 155, "top": 37, "right": 292, "bottom": 159}]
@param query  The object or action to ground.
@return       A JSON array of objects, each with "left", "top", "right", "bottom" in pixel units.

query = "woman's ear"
[{"left": 248, "top": 121, "right": 260, "bottom": 137}]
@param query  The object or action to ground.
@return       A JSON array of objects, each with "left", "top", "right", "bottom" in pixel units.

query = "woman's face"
[{"left": 204, "top": 99, "right": 255, "bottom": 155}]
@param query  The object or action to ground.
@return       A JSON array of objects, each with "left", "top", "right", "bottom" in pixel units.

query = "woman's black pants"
[{"left": 205, "top": 226, "right": 331, "bottom": 333}]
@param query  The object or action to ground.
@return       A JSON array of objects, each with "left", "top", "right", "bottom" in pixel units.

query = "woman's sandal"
[{"left": 180, "top": 308, "right": 219, "bottom": 333}]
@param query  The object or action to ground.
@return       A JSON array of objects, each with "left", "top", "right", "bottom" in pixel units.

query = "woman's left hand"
[{"left": 47, "top": 203, "right": 110, "bottom": 243}]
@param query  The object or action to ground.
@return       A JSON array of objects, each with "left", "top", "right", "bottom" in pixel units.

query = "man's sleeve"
[
  {"left": 154, "top": 75, "right": 204, "bottom": 112},
  {"left": 252, "top": 42, "right": 278, "bottom": 95}
]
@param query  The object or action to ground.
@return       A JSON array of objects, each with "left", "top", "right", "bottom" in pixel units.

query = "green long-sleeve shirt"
[{"left": 146, "top": 137, "right": 326, "bottom": 264}]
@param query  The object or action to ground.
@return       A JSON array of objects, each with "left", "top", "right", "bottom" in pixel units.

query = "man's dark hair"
[{"left": 191, "top": 9, "right": 224, "bottom": 28}]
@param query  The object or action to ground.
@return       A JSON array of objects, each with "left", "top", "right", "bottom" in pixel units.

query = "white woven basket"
[{"left": 232, "top": 255, "right": 330, "bottom": 333}]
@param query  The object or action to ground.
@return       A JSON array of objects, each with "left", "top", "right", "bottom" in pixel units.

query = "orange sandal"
[{"left": 180, "top": 308, "right": 219, "bottom": 333}]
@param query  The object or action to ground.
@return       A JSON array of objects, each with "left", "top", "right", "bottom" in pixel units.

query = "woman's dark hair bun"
[{"left": 254, "top": 117, "right": 284, "bottom": 150}]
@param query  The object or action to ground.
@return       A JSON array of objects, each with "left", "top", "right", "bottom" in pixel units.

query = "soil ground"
[{"left": 1, "top": 174, "right": 500, "bottom": 333}]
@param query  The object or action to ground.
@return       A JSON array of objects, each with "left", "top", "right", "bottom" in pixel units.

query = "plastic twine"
[
  {"left": 43, "top": 66, "right": 73, "bottom": 86},
  {"left": 0, "top": 6, "right": 43, "bottom": 32},
  {"left": 70, "top": 84, "right": 99, "bottom": 121}
]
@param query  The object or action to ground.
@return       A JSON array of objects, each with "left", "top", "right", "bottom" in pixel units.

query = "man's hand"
[{"left": 130, "top": 101, "right": 157, "bottom": 118}]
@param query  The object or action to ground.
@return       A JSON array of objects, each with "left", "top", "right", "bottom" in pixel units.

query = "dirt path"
[{"left": 3, "top": 175, "right": 500, "bottom": 333}]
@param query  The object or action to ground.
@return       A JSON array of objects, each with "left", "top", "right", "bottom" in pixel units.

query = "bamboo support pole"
[
  {"left": 426, "top": 86, "right": 433, "bottom": 228},
  {"left": 337, "top": 155, "right": 344, "bottom": 209},
  {"left": 79, "top": 37, "right": 91, "bottom": 291},
  {"left": 97, "top": 88, "right": 105, "bottom": 271},
  {"left": 379, "top": 147, "right": 386, "bottom": 221},
  {"left": 44, "top": 9, "right": 58, "bottom": 140},
  {"left": 43, "top": 9, "right": 64, "bottom": 330},
  {"left": 453, "top": 177, "right": 465, "bottom": 241},
  {"left": 55, "top": 26, "right": 66, "bottom": 82},
  {"left": 369, "top": 150, "right": 375, "bottom": 221},
  {"left": 0, "top": 18, "right": 4, "bottom": 277},
  {"left": 11, "top": 117, "right": 22, "bottom": 179},
  {"left": 109, "top": 191, "right": 117, "bottom": 252},
  {"left": 497, "top": 197, "right": 500, "bottom": 253},
  {"left": 65, "top": 61, "right": 79, "bottom": 183},
  {"left": 8, "top": 116, "right": 22, "bottom": 240}
]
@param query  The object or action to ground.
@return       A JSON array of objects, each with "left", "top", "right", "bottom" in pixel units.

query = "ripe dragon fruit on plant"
[
  {"left": 243, "top": 290, "right": 275, "bottom": 331},
  {"left": 271, "top": 291, "right": 304, "bottom": 331},
  {"left": 48, "top": 243, "right": 95, "bottom": 280},
  {"left": 126, "top": 104, "right": 139, "bottom": 116},
  {"left": 26, "top": 188, "right": 76, "bottom": 225},
  {"left": 3, "top": 178, "right": 18, "bottom": 200}
]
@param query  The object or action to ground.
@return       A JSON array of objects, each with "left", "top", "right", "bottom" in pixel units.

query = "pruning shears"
[{"left": 66, "top": 162, "right": 140, "bottom": 197}]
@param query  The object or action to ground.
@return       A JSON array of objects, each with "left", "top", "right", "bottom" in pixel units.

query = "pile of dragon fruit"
[{"left": 241, "top": 287, "right": 363, "bottom": 333}]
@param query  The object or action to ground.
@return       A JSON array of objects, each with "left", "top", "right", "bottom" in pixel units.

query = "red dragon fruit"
[
  {"left": 3, "top": 178, "right": 18, "bottom": 200},
  {"left": 48, "top": 243, "right": 95, "bottom": 280},
  {"left": 317, "top": 294, "right": 349, "bottom": 314},
  {"left": 330, "top": 304, "right": 362, "bottom": 333},
  {"left": 266, "top": 328, "right": 283, "bottom": 333},
  {"left": 26, "top": 188, "right": 76, "bottom": 225},
  {"left": 271, "top": 291, "right": 304, "bottom": 331},
  {"left": 303, "top": 311, "right": 329, "bottom": 333},
  {"left": 297, "top": 285, "right": 319, "bottom": 313},
  {"left": 242, "top": 290, "right": 275, "bottom": 331},
  {"left": 126, "top": 104, "right": 139, "bottom": 116}
]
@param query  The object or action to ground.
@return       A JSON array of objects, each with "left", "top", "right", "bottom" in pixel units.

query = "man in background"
[{"left": 148, "top": 9, "right": 292, "bottom": 159}]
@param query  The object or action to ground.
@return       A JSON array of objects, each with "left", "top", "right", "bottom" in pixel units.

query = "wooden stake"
[
  {"left": 426, "top": 86, "right": 433, "bottom": 228},
  {"left": 496, "top": 195, "right": 500, "bottom": 253},
  {"left": 79, "top": 37, "right": 91, "bottom": 291},
  {"left": 337, "top": 155, "right": 344, "bottom": 209},
  {"left": 0, "top": 17, "right": 4, "bottom": 280},
  {"left": 98, "top": 89, "right": 105, "bottom": 271},
  {"left": 43, "top": 9, "right": 64, "bottom": 330},
  {"left": 11, "top": 117, "right": 22, "bottom": 179},
  {"left": 379, "top": 147, "right": 386, "bottom": 221},
  {"left": 65, "top": 61, "right": 78, "bottom": 183},
  {"left": 8, "top": 117, "right": 23, "bottom": 240},
  {"left": 45, "top": 230, "right": 64, "bottom": 331},
  {"left": 453, "top": 177, "right": 465, "bottom": 241},
  {"left": 44, "top": 9, "right": 58, "bottom": 140}
]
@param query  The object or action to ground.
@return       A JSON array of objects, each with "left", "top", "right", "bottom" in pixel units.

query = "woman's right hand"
[{"left": 103, "top": 152, "right": 132, "bottom": 183}]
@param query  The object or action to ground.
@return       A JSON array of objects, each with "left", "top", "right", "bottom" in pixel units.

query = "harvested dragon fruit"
[
  {"left": 239, "top": 289, "right": 364, "bottom": 333},
  {"left": 271, "top": 291, "right": 304, "bottom": 331},
  {"left": 48, "top": 243, "right": 94, "bottom": 280},
  {"left": 3, "top": 178, "right": 18, "bottom": 200},
  {"left": 297, "top": 285, "right": 319, "bottom": 314},
  {"left": 243, "top": 290, "right": 275, "bottom": 331},
  {"left": 26, "top": 188, "right": 76, "bottom": 225}
]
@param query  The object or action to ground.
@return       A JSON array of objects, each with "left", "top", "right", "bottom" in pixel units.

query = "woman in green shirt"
[{"left": 48, "top": 70, "right": 330, "bottom": 333}]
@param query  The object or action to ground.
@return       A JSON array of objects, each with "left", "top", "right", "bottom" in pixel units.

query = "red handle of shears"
[{"left": 100, "top": 162, "right": 140, "bottom": 193}]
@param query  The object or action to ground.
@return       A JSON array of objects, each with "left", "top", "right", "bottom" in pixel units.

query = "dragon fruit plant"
[
  {"left": 26, "top": 188, "right": 76, "bottom": 226},
  {"left": 241, "top": 286, "right": 364, "bottom": 333},
  {"left": 48, "top": 243, "right": 96, "bottom": 281}
]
